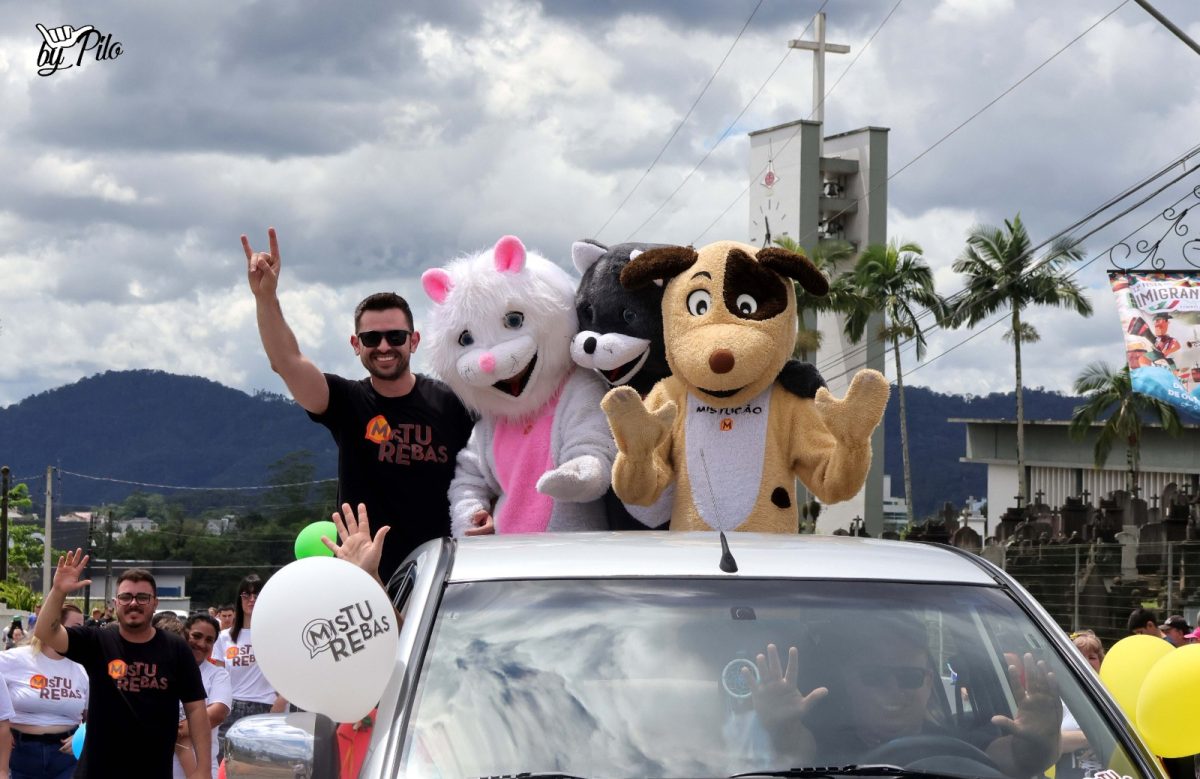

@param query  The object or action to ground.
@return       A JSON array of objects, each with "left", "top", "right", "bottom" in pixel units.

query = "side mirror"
[{"left": 224, "top": 711, "right": 339, "bottom": 778}]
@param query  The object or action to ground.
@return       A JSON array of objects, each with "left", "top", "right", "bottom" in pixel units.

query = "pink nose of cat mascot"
[{"left": 422, "top": 235, "right": 615, "bottom": 535}]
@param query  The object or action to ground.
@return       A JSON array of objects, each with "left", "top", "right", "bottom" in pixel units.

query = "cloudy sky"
[{"left": 2, "top": 0, "right": 1199, "bottom": 408}]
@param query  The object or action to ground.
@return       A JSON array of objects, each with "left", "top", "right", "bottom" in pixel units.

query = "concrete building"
[
  {"left": 748, "top": 119, "right": 889, "bottom": 535},
  {"left": 956, "top": 418, "right": 1200, "bottom": 517},
  {"left": 116, "top": 517, "right": 158, "bottom": 535}
]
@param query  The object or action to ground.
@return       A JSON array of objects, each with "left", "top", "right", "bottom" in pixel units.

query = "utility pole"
[
  {"left": 0, "top": 465, "right": 9, "bottom": 581},
  {"left": 104, "top": 511, "right": 114, "bottom": 604},
  {"left": 83, "top": 512, "right": 96, "bottom": 614},
  {"left": 1132, "top": 0, "right": 1200, "bottom": 57},
  {"left": 42, "top": 466, "right": 53, "bottom": 597}
]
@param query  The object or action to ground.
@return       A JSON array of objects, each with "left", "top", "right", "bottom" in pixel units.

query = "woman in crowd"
[
  {"left": 1069, "top": 630, "right": 1105, "bottom": 672},
  {"left": 0, "top": 603, "right": 88, "bottom": 779},
  {"left": 4, "top": 622, "right": 25, "bottom": 651},
  {"left": 212, "top": 574, "right": 287, "bottom": 753},
  {"left": 173, "top": 614, "right": 231, "bottom": 779}
]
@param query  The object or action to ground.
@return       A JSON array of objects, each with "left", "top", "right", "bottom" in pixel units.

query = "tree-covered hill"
[{"left": 0, "top": 370, "right": 337, "bottom": 510}]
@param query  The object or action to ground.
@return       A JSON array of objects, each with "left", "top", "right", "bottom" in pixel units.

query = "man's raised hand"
[
  {"left": 52, "top": 549, "right": 92, "bottom": 595},
  {"left": 242, "top": 227, "right": 281, "bottom": 299}
]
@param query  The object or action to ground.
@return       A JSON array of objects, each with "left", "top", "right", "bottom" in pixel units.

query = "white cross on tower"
[{"left": 788, "top": 12, "right": 849, "bottom": 153}]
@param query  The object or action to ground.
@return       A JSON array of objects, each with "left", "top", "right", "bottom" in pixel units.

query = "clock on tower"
[{"left": 750, "top": 197, "right": 787, "bottom": 247}]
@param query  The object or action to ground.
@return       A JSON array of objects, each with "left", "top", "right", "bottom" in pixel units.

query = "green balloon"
[{"left": 295, "top": 521, "right": 338, "bottom": 560}]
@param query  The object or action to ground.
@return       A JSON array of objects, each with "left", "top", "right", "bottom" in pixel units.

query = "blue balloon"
[{"left": 71, "top": 723, "right": 85, "bottom": 760}]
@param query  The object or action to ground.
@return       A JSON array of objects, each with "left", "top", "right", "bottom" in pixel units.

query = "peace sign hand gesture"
[
  {"left": 242, "top": 227, "right": 281, "bottom": 299},
  {"left": 51, "top": 549, "right": 92, "bottom": 596}
]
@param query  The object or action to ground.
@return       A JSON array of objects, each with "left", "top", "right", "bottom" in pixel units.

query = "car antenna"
[
  {"left": 719, "top": 531, "right": 738, "bottom": 573},
  {"left": 697, "top": 449, "right": 738, "bottom": 572}
]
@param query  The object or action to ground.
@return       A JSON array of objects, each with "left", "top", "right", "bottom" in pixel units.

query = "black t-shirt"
[
  {"left": 309, "top": 373, "right": 474, "bottom": 583},
  {"left": 65, "top": 625, "right": 206, "bottom": 778}
]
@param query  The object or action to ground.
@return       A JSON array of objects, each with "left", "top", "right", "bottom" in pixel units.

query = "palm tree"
[
  {"left": 950, "top": 214, "right": 1091, "bottom": 506},
  {"left": 1069, "top": 362, "right": 1182, "bottom": 494},
  {"left": 773, "top": 237, "right": 855, "bottom": 360},
  {"left": 844, "top": 239, "right": 948, "bottom": 525}
]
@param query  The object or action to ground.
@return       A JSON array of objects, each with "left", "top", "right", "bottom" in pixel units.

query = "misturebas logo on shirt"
[
  {"left": 301, "top": 600, "right": 391, "bottom": 663},
  {"left": 113, "top": 661, "right": 169, "bottom": 692},
  {"left": 363, "top": 415, "right": 449, "bottom": 464},
  {"left": 29, "top": 674, "right": 83, "bottom": 700},
  {"left": 227, "top": 644, "right": 256, "bottom": 668}
]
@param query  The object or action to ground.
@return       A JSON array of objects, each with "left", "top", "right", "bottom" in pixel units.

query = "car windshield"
[{"left": 398, "top": 578, "right": 1146, "bottom": 779}]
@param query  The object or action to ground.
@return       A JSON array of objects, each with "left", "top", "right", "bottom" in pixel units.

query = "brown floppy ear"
[
  {"left": 756, "top": 247, "right": 829, "bottom": 297},
  {"left": 619, "top": 246, "right": 698, "bottom": 290}
]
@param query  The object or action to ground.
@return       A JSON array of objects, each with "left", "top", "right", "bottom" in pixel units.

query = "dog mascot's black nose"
[
  {"left": 709, "top": 349, "right": 735, "bottom": 374},
  {"left": 583, "top": 337, "right": 597, "bottom": 354}
]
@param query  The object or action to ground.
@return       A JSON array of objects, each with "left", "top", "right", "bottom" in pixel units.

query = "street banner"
[{"left": 1108, "top": 271, "right": 1200, "bottom": 419}]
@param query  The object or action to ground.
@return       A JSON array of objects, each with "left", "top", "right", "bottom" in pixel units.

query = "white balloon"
[{"left": 253, "top": 557, "right": 399, "bottom": 722}]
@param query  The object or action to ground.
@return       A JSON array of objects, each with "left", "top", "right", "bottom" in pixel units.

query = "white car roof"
[{"left": 448, "top": 531, "right": 998, "bottom": 585}]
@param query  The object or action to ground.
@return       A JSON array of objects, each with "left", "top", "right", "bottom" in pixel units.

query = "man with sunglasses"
[
  {"left": 244, "top": 228, "right": 473, "bottom": 584},
  {"left": 34, "top": 550, "right": 210, "bottom": 778}
]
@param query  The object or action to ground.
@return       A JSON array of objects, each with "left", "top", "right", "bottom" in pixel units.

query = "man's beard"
[{"left": 362, "top": 350, "right": 409, "bottom": 380}]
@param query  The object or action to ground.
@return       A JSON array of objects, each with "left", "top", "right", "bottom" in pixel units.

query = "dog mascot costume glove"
[
  {"left": 422, "top": 235, "right": 614, "bottom": 536},
  {"left": 600, "top": 240, "right": 889, "bottom": 533}
]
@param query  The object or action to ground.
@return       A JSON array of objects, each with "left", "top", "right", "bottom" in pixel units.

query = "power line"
[
  {"left": 899, "top": 172, "right": 1200, "bottom": 382},
  {"left": 692, "top": 0, "right": 1130, "bottom": 246},
  {"left": 810, "top": 139, "right": 1200, "bottom": 381},
  {"left": 57, "top": 469, "right": 335, "bottom": 492},
  {"left": 592, "top": 0, "right": 766, "bottom": 241},
  {"left": 831, "top": 159, "right": 1199, "bottom": 382},
  {"left": 621, "top": 2, "right": 831, "bottom": 242},
  {"left": 866, "top": 164, "right": 1200, "bottom": 386}
]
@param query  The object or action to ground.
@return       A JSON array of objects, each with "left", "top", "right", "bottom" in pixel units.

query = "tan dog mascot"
[{"left": 600, "top": 240, "right": 889, "bottom": 533}]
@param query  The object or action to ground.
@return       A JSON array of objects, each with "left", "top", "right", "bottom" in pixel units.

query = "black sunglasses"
[
  {"left": 855, "top": 666, "right": 931, "bottom": 690},
  {"left": 357, "top": 329, "right": 411, "bottom": 348}
]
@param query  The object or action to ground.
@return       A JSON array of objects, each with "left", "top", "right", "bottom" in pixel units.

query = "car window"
[{"left": 397, "top": 578, "right": 1148, "bottom": 779}]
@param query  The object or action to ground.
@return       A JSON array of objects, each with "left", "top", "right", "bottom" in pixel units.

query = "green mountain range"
[{"left": 1, "top": 369, "right": 1084, "bottom": 520}]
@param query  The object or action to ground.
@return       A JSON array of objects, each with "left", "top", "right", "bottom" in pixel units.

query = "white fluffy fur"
[{"left": 424, "top": 244, "right": 579, "bottom": 420}]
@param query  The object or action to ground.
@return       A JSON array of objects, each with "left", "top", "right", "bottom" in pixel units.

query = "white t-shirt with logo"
[
  {"left": 173, "top": 658, "right": 232, "bottom": 779},
  {"left": 0, "top": 647, "right": 87, "bottom": 727},
  {"left": 211, "top": 628, "right": 275, "bottom": 704}
]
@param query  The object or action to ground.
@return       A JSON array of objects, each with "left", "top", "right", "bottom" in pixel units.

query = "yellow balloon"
[
  {"left": 1098, "top": 634, "right": 1174, "bottom": 722},
  {"left": 1137, "top": 644, "right": 1200, "bottom": 757}
]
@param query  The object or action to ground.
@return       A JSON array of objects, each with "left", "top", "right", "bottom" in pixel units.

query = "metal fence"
[{"left": 982, "top": 540, "right": 1197, "bottom": 650}]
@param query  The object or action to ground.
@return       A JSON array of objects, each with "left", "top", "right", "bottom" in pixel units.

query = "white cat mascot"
[{"left": 421, "top": 235, "right": 615, "bottom": 535}]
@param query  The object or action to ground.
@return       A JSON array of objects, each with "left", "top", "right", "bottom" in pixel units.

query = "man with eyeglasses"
[
  {"left": 244, "top": 228, "right": 473, "bottom": 584},
  {"left": 34, "top": 550, "right": 210, "bottom": 778}
]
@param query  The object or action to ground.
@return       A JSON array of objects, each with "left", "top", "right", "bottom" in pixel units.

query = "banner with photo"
[{"left": 1108, "top": 271, "right": 1200, "bottom": 419}]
